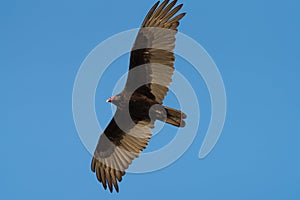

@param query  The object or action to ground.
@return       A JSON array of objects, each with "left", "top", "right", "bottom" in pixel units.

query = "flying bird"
[{"left": 91, "top": 0, "right": 186, "bottom": 192}]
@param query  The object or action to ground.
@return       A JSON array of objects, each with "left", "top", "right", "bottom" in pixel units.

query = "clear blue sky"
[{"left": 1, "top": 0, "right": 300, "bottom": 199}]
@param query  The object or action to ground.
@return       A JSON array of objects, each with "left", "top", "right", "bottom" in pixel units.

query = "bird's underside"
[{"left": 91, "top": 0, "right": 187, "bottom": 192}]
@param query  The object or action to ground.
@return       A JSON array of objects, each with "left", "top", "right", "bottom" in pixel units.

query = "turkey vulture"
[{"left": 91, "top": 0, "right": 187, "bottom": 192}]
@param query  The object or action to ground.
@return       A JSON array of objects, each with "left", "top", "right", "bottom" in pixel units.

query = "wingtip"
[
  {"left": 179, "top": 12, "right": 186, "bottom": 19},
  {"left": 103, "top": 184, "right": 107, "bottom": 190},
  {"left": 110, "top": 178, "right": 120, "bottom": 193},
  {"left": 91, "top": 158, "right": 96, "bottom": 172},
  {"left": 170, "top": 0, "right": 178, "bottom": 6},
  {"left": 161, "top": 0, "right": 168, "bottom": 4}
]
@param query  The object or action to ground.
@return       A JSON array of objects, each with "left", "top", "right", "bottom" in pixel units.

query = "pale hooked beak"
[{"left": 106, "top": 97, "right": 113, "bottom": 102}]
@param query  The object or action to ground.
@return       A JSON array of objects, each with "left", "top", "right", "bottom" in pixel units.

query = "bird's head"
[{"left": 106, "top": 95, "right": 122, "bottom": 105}]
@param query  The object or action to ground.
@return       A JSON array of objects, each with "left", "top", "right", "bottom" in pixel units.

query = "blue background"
[{"left": 1, "top": 0, "right": 299, "bottom": 199}]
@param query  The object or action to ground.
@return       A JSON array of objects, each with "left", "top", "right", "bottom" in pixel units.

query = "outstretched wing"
[
  {"left": 124, "top": 0, "right": 185, "bottom": 103},
  {"left": 91, "top": 109, "right": 154, "bottom": 192}
]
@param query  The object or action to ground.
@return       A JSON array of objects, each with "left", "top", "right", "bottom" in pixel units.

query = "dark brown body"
[{"left": 111, "top": 91, "right": 186, "bottom": 127}]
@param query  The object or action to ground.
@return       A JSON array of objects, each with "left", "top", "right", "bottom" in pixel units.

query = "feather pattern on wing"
[
  {"left": 124, "top": 0, "right": 186, "bottom": 103},
  {"left": 91, "top": 110, "right": 153, "bottom": 192}
]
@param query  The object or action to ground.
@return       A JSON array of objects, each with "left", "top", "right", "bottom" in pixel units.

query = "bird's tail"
[{"left": 163, "top": 106, "right": 187, "bottom": 127}]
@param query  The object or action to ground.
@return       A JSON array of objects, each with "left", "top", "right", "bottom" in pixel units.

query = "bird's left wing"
[{"left": 91, "top": 109, "right": 153, "bottom": 192}]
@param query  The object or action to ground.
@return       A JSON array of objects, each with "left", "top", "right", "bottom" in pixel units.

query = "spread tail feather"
[{"left": 163, "top": 106, "right": 186, "bottom": 127}]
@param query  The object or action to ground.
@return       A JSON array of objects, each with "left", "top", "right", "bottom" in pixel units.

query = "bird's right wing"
[
  {"left": 91, "top": 109, "right": 154, "bottom": 192},
  {"left": 124, "top": 0, "right": 185, "bottom": 104}
]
